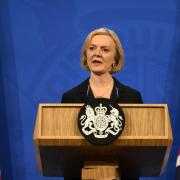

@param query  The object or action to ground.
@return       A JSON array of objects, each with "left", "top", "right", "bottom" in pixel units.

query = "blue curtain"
[{"left": 0, "top": 0, "right": 180, "bottom": 179}]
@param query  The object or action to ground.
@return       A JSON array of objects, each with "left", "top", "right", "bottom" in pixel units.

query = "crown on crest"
[{"left": 95, "top": 103, "right": 107, "bottom": 115}]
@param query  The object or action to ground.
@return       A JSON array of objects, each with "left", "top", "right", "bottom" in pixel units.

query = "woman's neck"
[
  {"left": 89, "top": 73, "right": 113, "bottom": 87},
  {"left": 89, "top": 73, "right": 114, "bottom": 99}
]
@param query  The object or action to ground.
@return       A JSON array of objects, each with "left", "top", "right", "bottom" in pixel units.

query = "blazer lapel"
[
  {"left": 112, "top": 77, "right": 126, "bottom": 103},
  {"left": 78, "top": 77, "right": 126, "bottom": 103}
]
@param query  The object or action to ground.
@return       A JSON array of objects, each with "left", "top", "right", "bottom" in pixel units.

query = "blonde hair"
[{"left": 81, "top": 28, "right": 124, "bottom": 73}]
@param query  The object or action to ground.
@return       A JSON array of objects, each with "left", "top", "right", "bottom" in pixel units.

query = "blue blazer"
[{"left": 61, "top": 77, "right": 143, "bottom": 104}]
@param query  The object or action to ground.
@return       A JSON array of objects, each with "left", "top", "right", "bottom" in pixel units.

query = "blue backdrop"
[{"left": 0, "top": 0, "right": 180, "bottom": 179}]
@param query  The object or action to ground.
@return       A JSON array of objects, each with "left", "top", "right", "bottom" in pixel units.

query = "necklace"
[
  {"left": 95, "top": 85, "right": 112, "bottom": 98},
  {"left": 89, "top": 79, "right": 114, "bottom": 98}
]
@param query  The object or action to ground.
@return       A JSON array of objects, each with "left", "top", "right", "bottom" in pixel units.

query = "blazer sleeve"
[
  {"left": 135, "top": 91, "right": 143, "bottom": 103},
  {"left": 61, "top": 92, "right": 74, "bottom": 103}
]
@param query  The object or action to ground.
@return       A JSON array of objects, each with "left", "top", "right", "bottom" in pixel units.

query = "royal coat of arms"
[{"left": 78, "top": 99, "right": 125, "bottom": 145}]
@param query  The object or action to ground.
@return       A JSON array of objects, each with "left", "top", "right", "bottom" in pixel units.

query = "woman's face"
[{"left": 86, "top": 34, "right": 116, "bottom": 75}]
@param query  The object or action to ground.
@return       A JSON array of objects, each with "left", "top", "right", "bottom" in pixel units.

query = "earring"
[{"left": 112, "top": 63, "right": 116, "bottom": 68}]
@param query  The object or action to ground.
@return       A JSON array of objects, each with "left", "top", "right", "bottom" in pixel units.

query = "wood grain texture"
[
  {"left": 33, "top": 104, "right": 173, "bottom": 177},
  {"left": 82, "top": 166, "right": 120, "bottom": 180},
  {"left": 33, "top": 104, "right": 173, "bottom": 147}
]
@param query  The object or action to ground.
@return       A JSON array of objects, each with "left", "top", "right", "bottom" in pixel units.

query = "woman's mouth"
[{"left": 92, "top": 59, "right": 102, "bottom": 64}]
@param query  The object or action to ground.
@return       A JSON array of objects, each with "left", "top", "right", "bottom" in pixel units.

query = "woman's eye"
[
  {"left": 89, "top": 46, "right": 95, "bottom": 50},
  {"left": 102, "top": 48, "right": 109, "bottom": 52}
]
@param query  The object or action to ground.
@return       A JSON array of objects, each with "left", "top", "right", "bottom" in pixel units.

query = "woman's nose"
[{"left": 95, "top": 48, "right": 101, "bottom": 56}]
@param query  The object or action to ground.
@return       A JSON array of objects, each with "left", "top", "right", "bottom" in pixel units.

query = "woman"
[
  {"left": 61, "top": 28, "right": 143, "bottom": 104},
  {"left": 62, "top": 28, "right": 141, "bottom": 180}
]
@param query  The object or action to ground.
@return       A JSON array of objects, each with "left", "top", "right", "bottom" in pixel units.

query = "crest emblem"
[{"left": 78, "top": 99, "right": 125, "bottom": 145}]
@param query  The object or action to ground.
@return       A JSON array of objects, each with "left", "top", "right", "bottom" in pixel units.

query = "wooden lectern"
[{"left": 33, "top": 104, "right": 173, "bottom": 179}]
